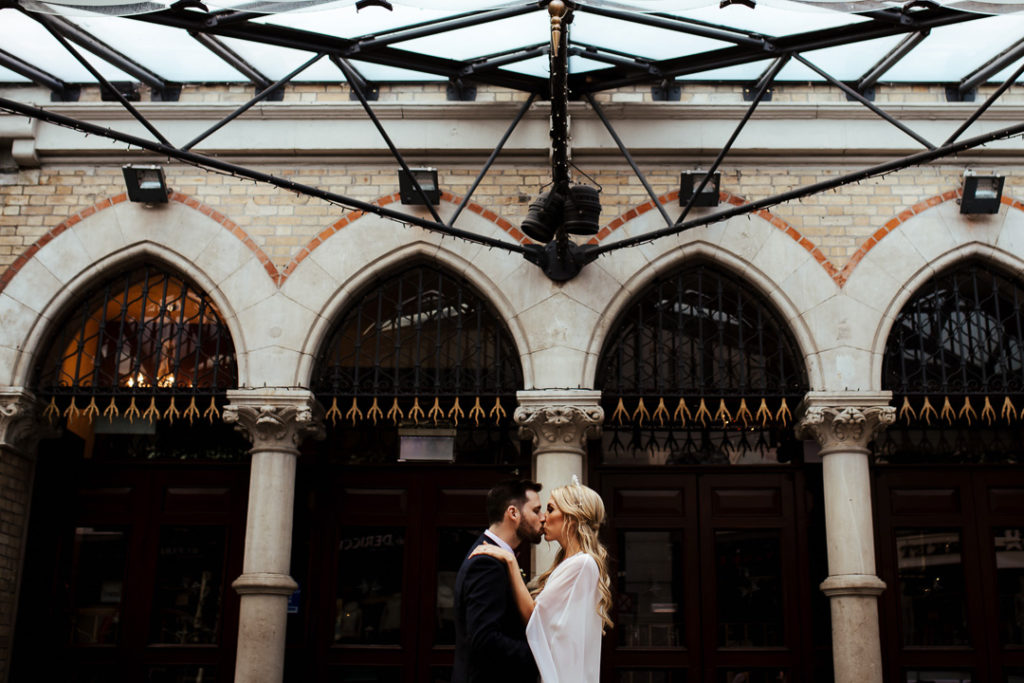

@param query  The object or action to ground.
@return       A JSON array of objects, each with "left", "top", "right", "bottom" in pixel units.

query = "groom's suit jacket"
[{"left": 452, "top": 534, "right": 538, "bottom": 683}]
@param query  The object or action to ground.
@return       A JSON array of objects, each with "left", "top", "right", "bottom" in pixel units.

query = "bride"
[{"left": 471, "top": 478, "right": 613, "bottom": 683}]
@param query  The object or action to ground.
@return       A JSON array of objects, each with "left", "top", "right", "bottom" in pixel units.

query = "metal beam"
[
  {"left": 353, "top": 3, "right": 537, "bottom": 51},
  {"left": 30, "top": 12, "right": 175, "bottom": 96},
  {"left": 133, "top": 9, "right": 548, "bottom": 95},
  {"left": 944, "top": 56, "right": 1024, "bottom": 145},
  {"left": 580, "top": 4, "right": 772, "bottom": 49},
  {"left": 182, "top": 52, "right": 325, "bottom": 151},
  {"left": 331, "top": 55, "right": 443, "bottom": 223},
  {"left": 856, "top": 30, "right": 929, "bottom": 92},
  {"left": 589, "top": 116, "right": 1024, "bottom": 256},
  {"left": 570, "top": 6, "right": 979, "bottom": 95},
  {"left": 460, "top": 44, "right": 549, "bottom": 77},
  {"left": 189, "top": 31, "right": 273, "bottom": 89},
  {"left": 795, "top": 53, "right": 935, "bottom": 150},
  {"left": 0, "top": 96, "right": 528, "bottom": 255},
  {"left": 0, "top": 47, "right": 77, "bottom": 100},
  {"left": 568, "top": 45, "right": 660, "bottom": 77},
  {"left": 678, "top": 54, "right": 789, "bottom": 225},
  {"left": 959, "top": 38, "right": 1024, "bottom": 95}
]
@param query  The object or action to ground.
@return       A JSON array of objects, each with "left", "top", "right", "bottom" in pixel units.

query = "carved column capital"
[
  {"left": 796, "top": 391, "right": 895, "bottom": 453},
  {"left": 224, "top": 389, "right": 324, "bottom": 452},
  {"left": 0, "top": 387, "right": 55, "bottom": 456},
  {"left": 514, "top": 390, "right": 604, "bottom": 456}
]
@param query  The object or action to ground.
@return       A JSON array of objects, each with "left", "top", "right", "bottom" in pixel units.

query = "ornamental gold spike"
[{"left": 549, "top": 0, "right": 567, "bottom": 57}]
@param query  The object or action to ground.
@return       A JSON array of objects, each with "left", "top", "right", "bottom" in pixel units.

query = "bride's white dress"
[{"left": 525, "top": 553, "right": 602, "bottom": 683}]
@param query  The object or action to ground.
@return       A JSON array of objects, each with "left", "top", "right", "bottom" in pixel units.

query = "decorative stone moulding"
[
  {"left": 515, "top": 390, "right": 604, "bottom": 455},
  {"left": 796, "top": 391, "right": 896, "bottom": 452},
  {"left": 223, "top": 388, "right": 325, "bottom": 450}
]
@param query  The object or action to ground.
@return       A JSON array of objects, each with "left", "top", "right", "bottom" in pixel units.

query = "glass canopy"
[{"left": 1, "top": 0, "right": 1023, "bottom": 88}]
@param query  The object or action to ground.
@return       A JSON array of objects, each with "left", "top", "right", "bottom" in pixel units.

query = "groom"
[{"left": 452, "top": 479, "right": 545, "bottom": 683}]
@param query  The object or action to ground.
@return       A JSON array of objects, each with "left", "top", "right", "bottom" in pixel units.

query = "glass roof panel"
[
  {"left": 217, "top": 36, "right": 340, "bottom": 80},
  {"left": 569, "top": 11, "right": 731, "bottom": 60},
  {"left": 879, "top": 15, "right": 1024, "bottom": 81},
  {"left": 671, "top": 0, "right": 871, "bottom": 35},
  {"left": 390, "top": 13, "right": 550, "bottom": 60}
]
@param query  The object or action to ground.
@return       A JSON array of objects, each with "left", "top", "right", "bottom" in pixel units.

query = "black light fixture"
[
  {"left": 122, "top": 164, "right": 169, "bottom": 204},
  {"left": 679, "top": 171, "right": 721, "bottom": 207},
  {"left": 398, "top": 167, "right": 440, "bottom": 205},
  {"left": 521, "top": 185, "right": 601, "bottom": 243},
  {"left": 521, "top": 190, "right": 564, "bottom": 242},
  {"left": 960, "top": 171, "right": 1004, "bottom": 214}
]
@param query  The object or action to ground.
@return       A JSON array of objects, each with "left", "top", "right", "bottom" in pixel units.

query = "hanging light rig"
[{"left": 523, "top": 0, "right": 600, "bottom": 282}]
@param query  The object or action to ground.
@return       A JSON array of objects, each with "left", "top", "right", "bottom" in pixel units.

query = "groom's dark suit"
[{"left": 452, "top": 534, "right": 537, "bottom": 683}]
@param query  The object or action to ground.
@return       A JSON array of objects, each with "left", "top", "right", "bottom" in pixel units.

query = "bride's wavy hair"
[{"left": 531, "top": 482, "right": 614, "bottom": 633}]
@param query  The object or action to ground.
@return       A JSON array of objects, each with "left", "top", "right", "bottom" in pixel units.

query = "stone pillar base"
[{"left": 822, "top": 575, "right": 887, "bottom": 683}]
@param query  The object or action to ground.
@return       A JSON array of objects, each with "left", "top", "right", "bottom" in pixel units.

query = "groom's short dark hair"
[{"left": 486, "top": 479, "right": 542, "bottom": 525}]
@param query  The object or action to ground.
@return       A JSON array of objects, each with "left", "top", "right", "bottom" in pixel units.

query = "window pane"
[
  {"left": 995, "top": 527, "right": 1024, "bottom": 645},
  {"left": 328, "top": 667, "right": 401, "bottom": 682},
  {"left": 436, "top": 528, "right": 479, "bottom": 644},
  {"left": 716, "top": 530, "right": 784, "bottom": 647},
  {"left": 896, "top": 529, "right": 969, "bottom": 646},
  {"left": 905, "top": 671, "right": 972, "bottom": 682},
  {"left": 617, "top": 530, "right": 684, "bottom": 648},
  {"left": 70, "top": 526, "right": 128, "bottom": 645},
  {"left": 147, "top": 666, "right": 217, "bottom": 683},
  {"left": 150, "top": 526, "right": 226, "bottom": 644},
  {"left": 335, "top": 528, "right": 404, "bottom": 644}
]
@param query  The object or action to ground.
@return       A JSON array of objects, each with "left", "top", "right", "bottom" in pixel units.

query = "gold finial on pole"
[{"left": 549, "top": 0, "right": 567, "bottom": 57}]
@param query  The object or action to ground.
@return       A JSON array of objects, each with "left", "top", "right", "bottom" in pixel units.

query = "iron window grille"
[
  {"left": 879, "top": 260, "right": 1024, "bottom": 463},
  {"left": 311, "top": 263, "right": 523, "bottom": 431},
  {"left": 596, "top": 261, "right": 808, "bottom": 464},
  {"left": 35, "top": 263, "right": 238, "bottom": 424}
]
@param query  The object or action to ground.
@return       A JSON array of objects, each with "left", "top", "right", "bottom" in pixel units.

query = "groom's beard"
[{"left": 515, "top": 517, "right": 543, "bottom": 545}]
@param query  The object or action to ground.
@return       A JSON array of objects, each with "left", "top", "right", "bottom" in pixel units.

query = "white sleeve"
[{"left": 525, "top": 555, "right": 600, "bottom": 683}]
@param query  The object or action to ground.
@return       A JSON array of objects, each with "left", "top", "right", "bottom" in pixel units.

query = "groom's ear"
[{"left": 506, "top": 504, "right": 519, "bottom": 521}]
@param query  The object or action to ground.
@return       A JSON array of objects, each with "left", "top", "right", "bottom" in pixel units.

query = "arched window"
[
  {"left": 880, "top": 260, "right": 1024, "bottom": 463},
  {"left": 597, "top": 261, "right": 808, "bottom": 464},
  {"left": 35, "top": 263, "right": 238, "bottom": 439},
  {"left": 310, "top": 263, "right": 524, "bottom": 464}
]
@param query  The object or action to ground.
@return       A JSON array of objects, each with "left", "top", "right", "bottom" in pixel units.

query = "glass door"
[{"left": 597, "top": 469, "right": 823, "bottom": 683}]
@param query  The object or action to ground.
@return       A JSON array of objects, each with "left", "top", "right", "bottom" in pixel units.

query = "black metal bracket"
[
  {"left": 946, "top": 85, "right": 977, "bottom": 102},
  {"left": 100, "top": 81, "right": 140, "bottom": 102},
  {"left": 447, "top": 78, "right": 477, "bottom": 101},
  {"left": 652, "top": 80, "right": 681, "bottom": 101},
  {"left": 522, "top": 241, "right": 599, "bottom": 282}
]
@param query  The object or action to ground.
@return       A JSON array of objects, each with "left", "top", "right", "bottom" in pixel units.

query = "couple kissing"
[{"left": 452, "top": 478, "right": 613, "bottom": 683}]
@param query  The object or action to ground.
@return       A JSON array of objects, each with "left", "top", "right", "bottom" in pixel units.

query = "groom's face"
[{"left": 514, "top": 490, "right": 545, "bottom": 545}]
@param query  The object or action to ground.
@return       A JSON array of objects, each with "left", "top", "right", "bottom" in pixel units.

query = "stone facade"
[{"left": 2, "top": 80, "right": 1024, "bottom": 681}]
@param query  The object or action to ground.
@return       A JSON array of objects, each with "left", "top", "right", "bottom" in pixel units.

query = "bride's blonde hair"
[{"left": 531, "top": 481, "right": 614, "bottom": 633}]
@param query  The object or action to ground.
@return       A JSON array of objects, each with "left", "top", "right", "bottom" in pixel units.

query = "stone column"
[
  {"left": 0, "top": 388, "right": 51, "bottom": 683},
  {"left": 224, "top": 389, "right": 323, "bottom": 683},
  {"left": 796, "top": 391, "right": 895, "bottom": 683},
  {"left": 515, "top": 390, "right": 603, "bottom": 571}
]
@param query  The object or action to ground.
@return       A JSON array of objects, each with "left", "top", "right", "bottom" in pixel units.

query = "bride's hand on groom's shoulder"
[{"left": 470, "top": 542, "right": 515, "bottom": 566}]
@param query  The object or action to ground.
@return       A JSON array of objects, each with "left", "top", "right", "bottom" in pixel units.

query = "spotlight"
[
  {"left": 122, "top": 164, "right": 169, "bottom": 204},
  {"left": 960, "top": 171, "right": 1004, "bottom": 214},
  {"left": 679, "top": 171, "right": 720, "bottom": 207},
  {"left": 563, "top": 185, "right": 601, "bottom": 236},
  {"left": 398, "top": 167, "right": 440, "bottom": 205},
  {"left": 521, "top": 190, "right": 564, "bottom": 243}
]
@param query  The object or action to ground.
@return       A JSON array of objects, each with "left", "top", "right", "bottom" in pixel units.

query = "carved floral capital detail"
[
  {"left": 514, "top": 404, "right": 604, "bottom": 454},
  {"left": 0, "top": 390, "right": 54, "bottom": 455},
  {"left": 223, "top": 392, "right": 325, "bottom": 450},
  {"left": 797, "top": 405, "right": 895, "bottom": 451}
]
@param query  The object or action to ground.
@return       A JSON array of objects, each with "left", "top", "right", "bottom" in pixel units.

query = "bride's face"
[{"left": 544, "top": 496, "right": 565, "bottom": 544}]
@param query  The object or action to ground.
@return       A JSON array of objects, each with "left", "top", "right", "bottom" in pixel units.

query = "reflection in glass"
[
  {"left": 147, "top": 666, "right": 216, "bottom": 683},
  {"left": 618, "top": 669, "right": 686, "bottom": 682},
  {"left": 617, "top": 530, "right": 684, "bottom": 648},
  {"left": 1008, "top": 670, "right": 1024, "bottom": 683},
  {"left": 601, "top": 428, "right": 791, "bottom": 466},
  {"left": 70, "top": 526, "right": 128, "bottom": 645},
  {"left": 150, "top": 526, "right": 225, "bottom": 644},
  {"left": 336, "top": 527, "right": 404, "bottom": 644},
  {"left": 994, "top": 528, "right": 1024, "bottom": 645},
  {"left": 905, "top": 671, "right": 972, "bottom": 682},
  {"left": 896, "top": 528, "right": 969, "bottom": 646},
  {"left": 715, "top": 530, "right": 784, "bottom": 647},
  {"left": 718, "top": 670, "right": 788, "bottom": 683},
  {"left": 436, "top": 529, "right": 479, "bottom": 644}
]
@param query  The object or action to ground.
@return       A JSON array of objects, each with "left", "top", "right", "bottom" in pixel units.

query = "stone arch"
[
  {"left": 0, "top": 198, "right": 266, "bottom": 388},
  {"left": 293, "top": 238, "right": 532, "bottom": 390},
  {"left": 583, "top": 237, "right": 826, "bottom": 391}
]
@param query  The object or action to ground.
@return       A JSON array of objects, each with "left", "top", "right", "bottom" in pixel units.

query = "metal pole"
[
  {"left": 678, "top": 54, "right": 789, "bottom": 225},
  {"left": 331, "top": 55, "right": 444, "bottom": 224},
  {"left": 181, "top": 52, "right": 324, "bottom": 151},
  {"left": 592, "top": 116, "right": 1024, "bottom": 256},
  {"left": 585, "top": 92, "right": 673, "bottom": 228},
  {"left": 795, "top": 54, "right": 935, "bottom": 150},
  {"left": 448, "top": 93, "right": 537, "bottom": 227},
  {"left": 0, "top": 96, "right": 528, "bottom": 255},
  {"left": 944, "top": 57, "right": 1024, "bottom": 146}
]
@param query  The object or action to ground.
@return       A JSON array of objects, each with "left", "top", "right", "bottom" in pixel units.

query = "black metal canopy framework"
[{"left": 2, "top": 0, "right": 1024, "bottom": 279}]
